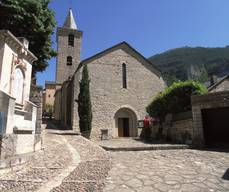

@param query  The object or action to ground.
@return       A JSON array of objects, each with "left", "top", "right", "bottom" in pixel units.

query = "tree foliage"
[
  {"left": 78, "top": 65, "right": 92, "bottom": 137},
  {"left": 0, "top": 0, "right": 56, "bottom": 75},
  {"left": 146, "top": 81, "right": 208, "bottom": 120}
]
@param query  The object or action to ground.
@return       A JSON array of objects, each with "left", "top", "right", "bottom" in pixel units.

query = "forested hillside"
[{"left": 149, "top": 46, "right": 229, "bottom": 85}]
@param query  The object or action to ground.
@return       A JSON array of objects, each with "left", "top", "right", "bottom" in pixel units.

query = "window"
[
  {"left": 122, "top": 63, "right": 127, "bottom": 88},
  {"left": 12, "top": 68, "right": 24, "bottom": 104},
  {"left": 67, "top": 56, "right": 72, "bottom": 66},
  {"left": 68, "top": 34, "right": 74, "bottom": 46}
]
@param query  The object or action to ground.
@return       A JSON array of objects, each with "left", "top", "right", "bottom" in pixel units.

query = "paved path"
[
  {"left": 104, "top": 149, "right": 229, "bottom": 192},
  {"left": 0, "top": 129, "right": 111, "bottom": 192},
  {"left": 36, "top": 136, "right": 81, "bottom": 192}
]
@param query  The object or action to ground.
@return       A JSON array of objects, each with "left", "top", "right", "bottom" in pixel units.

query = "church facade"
[{"left": 54, "top": 10, "right": 165, "bottom": 139}]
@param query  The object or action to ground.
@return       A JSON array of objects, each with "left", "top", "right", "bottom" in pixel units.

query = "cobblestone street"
[
  {"left": 0, "top": 129, "right": 111, "bottom": 192},
  {"left": 0, "top": 128, "right": 228, "bottom": 192},
  {"left": 104, "top": 149, "right": 229, "bottom": 192}
]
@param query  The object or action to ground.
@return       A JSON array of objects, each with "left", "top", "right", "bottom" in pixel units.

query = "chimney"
[{"left": 210, "top": 74, "right": 218, "bottom": 86}]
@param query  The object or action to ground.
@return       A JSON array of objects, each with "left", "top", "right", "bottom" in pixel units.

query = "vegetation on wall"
[
  {"left": 78, "top": 64, "right": 92, "bottom": 138},
  {"left": 0, "top": 0, "right": 56, "bottom": 76},
  {"left": 43, "top": 104, "right": 53, "bottom": 113},
  {"left": 146, "top": 81, "right": 208, "bottom": 121},
  {"left": 149, "top": 46, "right": 229, "bottom": 86}
]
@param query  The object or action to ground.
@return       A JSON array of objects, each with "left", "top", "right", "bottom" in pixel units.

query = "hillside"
[{"left": 149, "top": 46, "right": 229, "bottom": 86}]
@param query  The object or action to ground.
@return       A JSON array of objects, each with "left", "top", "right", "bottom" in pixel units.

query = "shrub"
[{"left": 146, "top": 80, "right": 207, "bottom": 121}]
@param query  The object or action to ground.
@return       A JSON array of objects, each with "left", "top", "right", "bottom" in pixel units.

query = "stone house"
[
  {"left": 208, "top": 75, "right": 229, "bottom": 93},
  {"left": 0, "top": 30, "right": 40, "bottom": 160},
  {"left": 54, "top": 9, "right": 165, "bottom": 139},
  {"left": 190, "top": 75, "right": 229, "bottom": 146},
  {"left": 43, "top": 81, "right": 56, "bottom": 113}
]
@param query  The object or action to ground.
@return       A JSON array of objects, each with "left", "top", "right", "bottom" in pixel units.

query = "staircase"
[{"left": 15, "top": 103, "right": 23, "bottom": 111}]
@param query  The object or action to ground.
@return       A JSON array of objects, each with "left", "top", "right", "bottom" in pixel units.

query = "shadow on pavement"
[{"left": 222, "top": 168, "right": 229, "bottom": 180}]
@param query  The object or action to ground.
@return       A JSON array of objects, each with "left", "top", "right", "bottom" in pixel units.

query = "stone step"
[
  {"left": 14, "top": 109, "right": 29, "bottom": 116},
  {"left": 15, "top": 103, "right": 23, "bottom": 110},
  {"left": 100, "top": 144, "right": 190, "bottom": 151}
]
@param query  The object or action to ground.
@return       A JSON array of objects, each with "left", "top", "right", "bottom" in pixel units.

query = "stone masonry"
[
  {"left": 209, "top": 75, "right": 229, "bottom": 93},
  {"left": 84, "top": 45, "right": 165, "bottom": 138},
  {"left": 192, "top": 90, "right": 229, "bottom": 146},
  {"left": 55, "top": 10, "right": 82, "bottom": 84},
  {"left": 54, "top": 10, "right": 166, "bottom": 139}
]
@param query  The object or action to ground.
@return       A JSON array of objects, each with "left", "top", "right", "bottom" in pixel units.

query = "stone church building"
[{"left": 54, "top": 9, "right": 165, "bottom": 138}]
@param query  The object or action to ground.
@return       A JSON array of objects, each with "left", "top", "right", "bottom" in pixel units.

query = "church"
[{"left": 54, "top": 9, "right": 165, "bottom": 139}]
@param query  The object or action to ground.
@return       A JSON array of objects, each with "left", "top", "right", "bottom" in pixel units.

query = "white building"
[{"left": 0, "top": 30, "right": 40, "bottom": 159}]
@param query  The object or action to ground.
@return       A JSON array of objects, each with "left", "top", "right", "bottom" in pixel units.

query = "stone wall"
[
  {"left": 86, "top": 47, "right": 165, "bottom": 138},
  {"left": 30, "top": 85, "right": 43, "bottom": 134},
  {"left": 43, "top": 83, "right": 56, "bottom": 107},
  {"left": 0, "top": 133, "right": 41, "bottom": 168},
  {"left": 56, "top": 28, "right": 82, "bottom": 84},
  {"left": 54, "top": 88, "right": 61, "bottom": 121},
  {"left": 0, "top": 134, "right": 16, "bottom": 160},
  {"left": 150, "top": 112, "right": 193, "bottom": 144},
  {"left": 71, "top": 73, "right": 81, "bottom": 132},
  {"left": 170, "top": 119, "right": 193, "bottom": 144}
]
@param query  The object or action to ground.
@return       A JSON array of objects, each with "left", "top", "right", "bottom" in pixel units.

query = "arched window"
[
  {"left": 122, "top": 63, "right": 127, "bottom": 89},
  {"left": 68, "top": 34, "right": 74, "bottom": 47},
  {"left": 12, "top": 68, "right": 24, "bottom": 104},
  {"left": 67, "top": 56, "right": 72, "bottom": 66}
]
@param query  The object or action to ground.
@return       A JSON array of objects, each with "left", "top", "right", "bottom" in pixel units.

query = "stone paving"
[
  {"left": 0, "top": 129, "right": 111, "bottom": 192},
  {"left": 0, "top": 125, "right": 228, "bottom": 192},
  {"left": 103, "top": 149, "right": 229, "bottom": 192}
]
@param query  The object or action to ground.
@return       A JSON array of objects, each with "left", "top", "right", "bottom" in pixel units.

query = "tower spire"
[{"left": 63, "top": 8, "right": 77, "bottom": 29}]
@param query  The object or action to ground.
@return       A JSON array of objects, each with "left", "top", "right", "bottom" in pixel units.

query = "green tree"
[
  {"left": 78, "top": 64, "right": 92, "bottom": 138},
  {"left": 146, "top": 80, "right": 207, "bottom": 121},
  {"left": 0, "top": 0, "right": 56, "bottom": 76}
]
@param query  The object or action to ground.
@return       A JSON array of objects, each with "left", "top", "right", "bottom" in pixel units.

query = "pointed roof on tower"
[{"left": 63, "top": 8, "right": 77, "bottom": 29}]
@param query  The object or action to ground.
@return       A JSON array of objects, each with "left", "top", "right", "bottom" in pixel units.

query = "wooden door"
[
  {"left": 118, "top": 118, "right": 129, "bottom": 137},
  {"left": 123, "top": 118, "right": 129, "bottom": 137},
  {"left": 118, "top": 118, "right": 123, "bottom": 137}
]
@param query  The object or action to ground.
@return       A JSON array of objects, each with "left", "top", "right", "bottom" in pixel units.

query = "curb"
[{"left": 101, "top": 144, "right": 190, "bottom": 151}]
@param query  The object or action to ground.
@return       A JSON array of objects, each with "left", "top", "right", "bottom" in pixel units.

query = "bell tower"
[{"left": 56, "top": 9, "right": 83, "bottom": 84}]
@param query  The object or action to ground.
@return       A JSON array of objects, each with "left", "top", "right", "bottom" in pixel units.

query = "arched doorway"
[
  {"left": 114, "top": 108, "right": 138, "bottom": 137},
  {"left": 12, "top": 68, "right": 24, "bottom": 104}
]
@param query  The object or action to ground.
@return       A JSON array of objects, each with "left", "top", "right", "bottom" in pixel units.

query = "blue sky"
[{"left": 37, "top": 0, "right": 229, "bottom": 86}]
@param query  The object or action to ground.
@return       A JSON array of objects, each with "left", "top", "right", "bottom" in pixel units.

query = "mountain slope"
[{"left": 149, "top": 46, "right": 229, "bottom": 86}]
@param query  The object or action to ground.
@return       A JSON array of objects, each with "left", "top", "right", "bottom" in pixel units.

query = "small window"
[
  {"left": 67, "top": 56, "right": 72, "bottom": 66},
  {"left": 68, "top": 34, "right": 74, "bottom": 46},
  {"left": 122, "top": 63, "right": 127, "bottom": 89}
]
